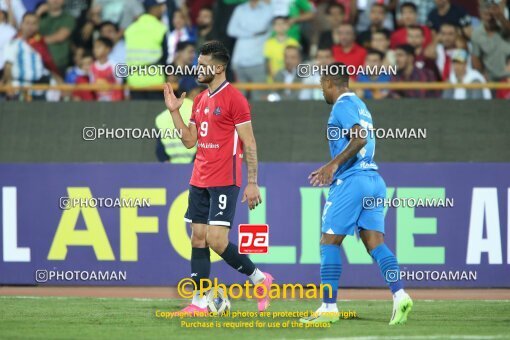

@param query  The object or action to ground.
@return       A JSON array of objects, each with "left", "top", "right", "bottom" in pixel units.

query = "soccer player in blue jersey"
[{"left": 300, "top": 62, "right": 413, "bottom": 325}]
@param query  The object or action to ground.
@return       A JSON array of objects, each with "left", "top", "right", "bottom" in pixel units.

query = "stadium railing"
[{"left": 0, "top": 82, "right": 509, "bottom": 100}]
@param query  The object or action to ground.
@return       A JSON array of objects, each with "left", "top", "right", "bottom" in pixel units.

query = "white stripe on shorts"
[{"left": 209, "top": 220, "right": 230, "bottom": 226}]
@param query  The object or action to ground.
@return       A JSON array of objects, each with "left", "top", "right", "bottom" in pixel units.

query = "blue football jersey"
[{"left": 327, "top": 92, "right": 378, "bottom": 181}]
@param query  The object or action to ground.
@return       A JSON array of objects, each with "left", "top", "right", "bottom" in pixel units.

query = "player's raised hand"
[
  {"left": 309, "top": 162, "right": 338, "bottom": 187},
  {"left": 164, "top": 83, "right": 186, "bottom": 113},
  {"left": 242, "top": 183, "right": 262, "bottom": 210}
]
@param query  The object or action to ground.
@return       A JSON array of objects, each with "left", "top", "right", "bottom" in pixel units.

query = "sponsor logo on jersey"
[
  {"left": 214, "top": 107, "right": 222, "bottom": 115},
  {"left": 197, "top": 142, "right": 220, "bottom": 149},
  {"left": 204, "top": 107, "right": 210, "bottom": 114},
  {"left": 359, "top": 161, "right": 378, "bottom": 169},
  {"left": 358, "top": 107, "right": 371, "bottom": 118}
]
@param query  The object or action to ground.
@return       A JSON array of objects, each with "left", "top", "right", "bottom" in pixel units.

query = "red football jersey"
[
  {"left": 90, "top": 60, "right": 123, "bottom": 101},
  {"left": 189, "top": 81, "right": 251, "bottom": 188}
]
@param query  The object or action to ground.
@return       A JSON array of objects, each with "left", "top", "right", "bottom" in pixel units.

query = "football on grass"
[{"left": 206, "top": 287, "right": 231, "bottom": 314}]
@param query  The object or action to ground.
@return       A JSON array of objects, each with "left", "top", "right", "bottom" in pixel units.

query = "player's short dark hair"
[
  {"left": 366, "top": 48, "right": 385, "bottom": 60},
  {"left": 395, "top": 44, "right": 415, "bottom": 56},
  {"left": 372, "top": 29, "right": 390, "bottom": 40},
  {"left": 176, "top": 41, "right": 195, "bottom": 53},
  {"left": 326, "top": 3, "right": 345, "bottom": 15},
  {"left": 322, "top": 62, "right": 350, "bottom": 88},
  {"left": 199, "top": 40, "right": 230, "bottom": 65},
  {"left": 99, "top": 20, "right": 119, "bottom": 32},
  {"left": 95, "top": 37, "right": 114, "bottom": 49},
  {"left": 400, "top": 2, "right": 418, "bottom": 13}
]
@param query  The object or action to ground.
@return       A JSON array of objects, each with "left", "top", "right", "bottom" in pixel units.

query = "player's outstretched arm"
[
  {"left": 236, "top": 122, "right": 262, "bottom": 210},
  {"left": 163, "top": 83, "right": 197, "bottom": 149},
  {"left": 309, "top": 124, "right": 367, "bottom": 186}
]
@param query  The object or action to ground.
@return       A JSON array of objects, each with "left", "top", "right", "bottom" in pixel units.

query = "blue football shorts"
[{"left": 322, "top": 171, "right": 386, "bottom": 236}]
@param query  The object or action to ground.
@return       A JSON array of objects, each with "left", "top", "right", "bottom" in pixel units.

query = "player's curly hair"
[
  {"left": 324, "top": 62, "right": 350, "bottom": 88},
  {"left": 199, "top": 41, "right": 230, "bottom": 66}
]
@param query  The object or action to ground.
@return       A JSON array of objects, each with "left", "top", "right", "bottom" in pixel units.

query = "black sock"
[
  {"left": 220, "top": 243, "right": 256, "bottom": 276},
  {"left": 191, "top": 247, "right": 210, "bottom": 285}
]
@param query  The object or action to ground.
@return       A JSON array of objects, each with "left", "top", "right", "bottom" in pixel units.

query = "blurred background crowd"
[{"left": 1, "top": 0, "right": 510, "bottom": 101}]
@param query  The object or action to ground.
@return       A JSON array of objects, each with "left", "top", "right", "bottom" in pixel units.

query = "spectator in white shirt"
[
  {"left": 166, "top": 8, "right": 195, "bottom": 64},
  {"left": 0, "top": 9, "right": 17, "bottom": 74},
  {"left": 0, "top": 0, "right": 26, "bottom": 27},
  {"left": 443, "top": 49, "right": 492, "bottom": 100},
  {"left": 3, "top": 12, "right": 61, "bottom": 99},
  {"left": 92, "top": 0, "right": 143, "bottom": 31},
  {"left": 227, "top": 0, "right": 273, "bottom": 100}
]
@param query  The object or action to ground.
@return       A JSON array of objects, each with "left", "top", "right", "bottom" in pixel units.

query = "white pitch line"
[
  {"left": 1, "top": 296, "right": 509, "bottom": 303},
  {"left": 0, "top": 295, "right": 186, "bottom": 301},
  {"left": 308, "top": 336, "right": 506, "bottom": 340}
]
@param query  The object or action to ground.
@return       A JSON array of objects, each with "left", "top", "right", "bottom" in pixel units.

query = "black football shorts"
[{"left": 184, "top": 185, "right": 240, "bottom": 228}]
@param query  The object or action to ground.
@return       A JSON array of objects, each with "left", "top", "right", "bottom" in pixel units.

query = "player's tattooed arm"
[
  {"left": 163, "top": 83, "right": 197, "bottom": 148},
  {"left": 237, "top": 122, "right": 262, "bottom": 210},
  {"left": 309, "top": 124, "right": 367, "bottom": 186}
]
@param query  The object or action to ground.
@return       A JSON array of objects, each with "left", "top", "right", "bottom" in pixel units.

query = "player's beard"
[{"left": 197, "top": 73, "right": 215, "bottom": 84}]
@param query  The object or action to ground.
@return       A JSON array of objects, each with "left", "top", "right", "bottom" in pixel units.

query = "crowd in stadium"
[{"left": 1, "top": 0, "right": 510, "bottom": 101}]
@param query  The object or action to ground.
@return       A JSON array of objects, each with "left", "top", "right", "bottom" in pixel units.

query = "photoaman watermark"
[{"left": 177, "top": 278, "right": 333, "bottom": 300}]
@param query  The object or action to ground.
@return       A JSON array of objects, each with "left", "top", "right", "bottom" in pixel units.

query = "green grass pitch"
[{"left": 1, "top": 297, "right": 509, "bottom": 339}]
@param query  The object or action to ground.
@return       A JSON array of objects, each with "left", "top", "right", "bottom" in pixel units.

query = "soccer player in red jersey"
[{"left": 164, "top": 41, "right": 273, "bottom": 314}]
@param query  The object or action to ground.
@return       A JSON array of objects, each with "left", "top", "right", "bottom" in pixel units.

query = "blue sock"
[
  {"left": 320, "top": 244, "right": 342, "bottom": 303},
  {"left": 370, "top": 243, "right": 404, "bottom": 294}
]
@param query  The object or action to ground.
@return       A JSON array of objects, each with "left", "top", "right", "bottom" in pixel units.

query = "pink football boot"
[
  {"left": 174, "top": 304, "right": 208, "bottom": 317},
  {"left": 256, "top": 272, "right": 274, "bottom": 311}
]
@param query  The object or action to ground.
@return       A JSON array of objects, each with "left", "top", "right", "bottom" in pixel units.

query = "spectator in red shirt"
[
  {"left": 185, "top": 0, "right": 215, "bottom": 25},
  {"left": 391, "top": 2, "right": 432, "bottom": 49},
  {"left": 332, "top": 23, "right": 367, "bottom": 69},
  {"left": 90, "top": 37, "right": 122, "bottom": 101},
  {"left": 496, "top": 55, "right": 510, "bottom": 100},
  {"left": 390, "top": 44, "right": 437, "bottom": 98}
]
